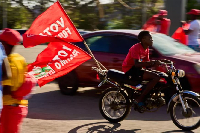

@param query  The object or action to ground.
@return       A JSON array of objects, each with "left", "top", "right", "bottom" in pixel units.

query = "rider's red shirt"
[{"left": 122, "top": 43, "right": 150, "bottom": 73}]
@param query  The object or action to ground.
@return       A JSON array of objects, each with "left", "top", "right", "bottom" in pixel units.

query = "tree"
[
  {"left": 6, "top": 0, "right": 102, "bottom": 30},
  {"left": 186, "top": 0, "right": 200, "bottom": 20},
  {"left": 105, "top": 0, "right": 163, "bottom": 29},
  {"left": 64, "top": 0, "right": 103, "bottom": 30},
  {"left": 0, "top": 2, "right": 31, "bottom": 29},
  {"left": 1, "top": 0, "right": 164, "bottom": 30}
]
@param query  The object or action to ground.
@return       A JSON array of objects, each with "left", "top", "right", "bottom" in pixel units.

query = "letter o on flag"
[
  {"left": 50, "top": 24, "right": 59, "bottom": 32},
  {"left": 55, "top": 62, "right": 61, "bottom": 69},
  {"left": 58, "top": 50, "right": 68, "bottom": 57}
]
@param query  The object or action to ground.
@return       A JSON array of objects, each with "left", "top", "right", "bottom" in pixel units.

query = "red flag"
[
  {"left": 172, "top": 23, "right": 190, "bottom": 45},
  {"left": 23, "top": 1, "right": 83, "bottom": 48},
  {"left": 27, "top": 41, "right": 91, "bottom": 86}
]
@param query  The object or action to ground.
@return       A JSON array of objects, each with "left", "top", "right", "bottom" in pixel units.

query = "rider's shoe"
[{"left": 133, "top": 100, "right": 146, "bottom": 113}]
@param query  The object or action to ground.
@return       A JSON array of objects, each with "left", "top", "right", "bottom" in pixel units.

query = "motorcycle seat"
[{"left": 107, "top": 69, "right": 142, "bottom": 86}]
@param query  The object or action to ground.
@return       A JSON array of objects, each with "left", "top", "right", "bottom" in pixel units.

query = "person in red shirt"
[
  {"left": 122, "top": 30, "right": 162, "bottom": 110},
  {"left": 142, "top": 10, "right": 171, "bottom": 35},
  {"left": 172, "top": 21, "right": 190, "bottom": 45}
]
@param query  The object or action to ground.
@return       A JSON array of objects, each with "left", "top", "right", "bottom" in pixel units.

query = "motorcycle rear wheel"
[
  {"left": 99, "top": 87, "right": 131, "bottom": 123},
  {"left": 169, "top": 93, "right": 200, "bottom": 131}
]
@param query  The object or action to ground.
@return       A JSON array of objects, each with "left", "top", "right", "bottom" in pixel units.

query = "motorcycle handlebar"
[{"left": 159, "top": 60, "right": 174, "bottom": 71}]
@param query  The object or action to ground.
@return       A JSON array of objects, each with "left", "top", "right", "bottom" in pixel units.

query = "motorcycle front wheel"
[
  {"left": 169, "top": 93, "right": 200, "bottom": 131},
  {"left": 99, "top": 87, "right": 131, "bottom": 123}
]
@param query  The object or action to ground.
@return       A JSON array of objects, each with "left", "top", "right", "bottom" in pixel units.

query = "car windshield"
[{"left": 152, "top": 33, "right": 196, "bottom": 56}]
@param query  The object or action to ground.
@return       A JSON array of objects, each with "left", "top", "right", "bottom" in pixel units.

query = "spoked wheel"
[
  {"left": 169, "top": 94, "right": 200, "bottom": 131},
  {"left": 99, "top": 88, "right": 131, "bottom": 123}
]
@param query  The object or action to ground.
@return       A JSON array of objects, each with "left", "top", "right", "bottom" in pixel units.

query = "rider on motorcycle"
[{"left": 122, "top": 30, "right": 162, "bottom": 110}]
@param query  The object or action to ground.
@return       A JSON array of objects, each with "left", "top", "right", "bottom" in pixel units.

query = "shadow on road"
[
  {"left": 27, "top": 87, "right": 171, "bottom": 121},
  {"left": 162, "top": 130, "right": 195, "bottom": 133},
  {"left": 68, "top": 122, "right": 141, "bottom": 133}
]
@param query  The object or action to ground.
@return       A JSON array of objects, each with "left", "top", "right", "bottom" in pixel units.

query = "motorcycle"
[{"left": 92, "top": 60, "right": 200, "bottom": 131}]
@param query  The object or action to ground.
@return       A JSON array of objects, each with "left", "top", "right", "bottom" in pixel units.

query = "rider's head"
[
  {"left": 0, "top": 28, "right": 22, "bottom": 55},
  {"left": 138, "top": 30, "right": 153, "bottom": 47}
]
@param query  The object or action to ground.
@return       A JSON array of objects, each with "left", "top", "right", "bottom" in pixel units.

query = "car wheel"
[{"left": 57, "top": 71, "right": 78, "bottom": 95}]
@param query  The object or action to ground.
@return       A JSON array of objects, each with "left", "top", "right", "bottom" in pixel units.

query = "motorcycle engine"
[
  {"left": 145, "top": 97, "right": 166, "bottom": 110},
  {"left": 155, "top": 97, "right": 166, "bottom": 107},
  {"left": 145, "top": 98, "right": 156, "bottom": 110}
]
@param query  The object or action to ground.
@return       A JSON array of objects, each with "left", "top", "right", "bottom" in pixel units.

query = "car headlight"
[
  {"left": 177, "top": 69, "right": 185, "bottom": 77},
  {"left": 194, "top": 64, "right": 200, "bottom": 74}
]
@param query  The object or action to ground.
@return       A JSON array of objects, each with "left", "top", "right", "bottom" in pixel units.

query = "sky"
[
  {"left": 99, "top": 0, "right": 114, "bottom": 4},
  {"left": 10, "top": 0, "right": 114, "bottom": 8}
]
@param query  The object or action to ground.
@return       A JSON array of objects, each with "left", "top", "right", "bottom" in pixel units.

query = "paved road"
[
  {"left": 14, "top": 45, "right": 200, "bottom": 133},
  {"left": 20, "top": 83, "right": 200, "bottom": 133},
  {"left": 14, "top": 45, "right": 48, "bottom": 63}
]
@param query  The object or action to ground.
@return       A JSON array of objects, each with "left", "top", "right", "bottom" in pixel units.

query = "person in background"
[
  {"left": 172, "top": 21, "right": 190, "bottom": 45},
  {"left": 184, "top": 9, "right": 200, "bottom": 52},
  {"left": 142, "top": 10, "right": 171, "bottom": 35},
  {"left": 0, "top": 28, "right": 37, "bottom": 133},
  {"left": 0, "top": 37, "right": 11, "bottom": 114}
]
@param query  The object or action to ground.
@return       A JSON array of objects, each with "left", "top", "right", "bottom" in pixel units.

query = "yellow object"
[
  {"left": 172, "top": 79, "right": 176, "bottom": 84},
  {"left": 171, "top": 72, "right": 175, "bottom": 76},
  {"left": 2, "top": 53, "right": 28, "bottom": 106},
  {"left": 3, "top": 95, "right": 28, "bottom": 106}
]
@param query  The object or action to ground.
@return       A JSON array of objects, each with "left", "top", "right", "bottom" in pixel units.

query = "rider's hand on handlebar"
[{"left": 151, "top": 60, "right": 162, "bottom": 67}]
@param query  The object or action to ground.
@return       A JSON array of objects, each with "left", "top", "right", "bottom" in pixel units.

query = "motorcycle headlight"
[
  {"left": 177, "top": 69, "right": 185, "bottom": 77},
  {"left": 194, "top": 64, "right": 200, "bottom": 74}
]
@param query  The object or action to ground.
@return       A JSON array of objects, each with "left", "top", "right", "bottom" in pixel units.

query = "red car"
[{"left": 57, "top": 30, "right": 200, "bottom": 96}]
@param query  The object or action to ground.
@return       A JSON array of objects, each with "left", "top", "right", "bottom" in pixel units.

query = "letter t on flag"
[{"left": 23, "top": 1, "right": 83, "bottom": 48}]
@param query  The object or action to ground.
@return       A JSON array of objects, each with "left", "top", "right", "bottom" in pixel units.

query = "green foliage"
[
  {"left": 1, "top": 0, "right": 163, "bottom": 30},
  {"left": 186, "top": 0, "right": 200, "bottom": 20},
  {"left": 67, "top": 2, "right": 102, "bottom": 30},
  {"left": 186, "top": 0, "right": 200, "bottom": 12},
  {"left": 0, "top": 2, "right": 31, "bottom": 29},
  {"left": 106, "top": 0, "right": 161, "bottom": 29}
]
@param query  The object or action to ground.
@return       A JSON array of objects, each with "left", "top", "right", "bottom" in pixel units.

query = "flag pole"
[
  {"left": 83, "top": 41, "right": 107, "bottom": 70},
  {"left": 57, "top": 1, "right": 106, "bottom": 71}
]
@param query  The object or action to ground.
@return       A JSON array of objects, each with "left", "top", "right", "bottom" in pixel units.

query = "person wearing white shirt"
[{"left": 184, "top": 9, "right": 200, "bottom": 52}]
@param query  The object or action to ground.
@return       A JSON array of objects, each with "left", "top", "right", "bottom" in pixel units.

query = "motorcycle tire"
[
  {"left": 169, "top": 93, "right": 200, "bottom": 131},
  {"left": 99, "top": 87, "right": 131, "bottom": 123}
]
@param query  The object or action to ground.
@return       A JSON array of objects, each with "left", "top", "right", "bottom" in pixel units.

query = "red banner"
[
  {"left": 172, "top": 23, "right": 190, "bottom": 45},
  {"left": 28, "top": 41, "right": 91, "bottom": 86},
  {"left": 23, "top": 1, "right": 83, "bottom": 48}
]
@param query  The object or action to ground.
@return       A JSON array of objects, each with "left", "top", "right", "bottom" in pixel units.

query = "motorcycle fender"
[{"left": 167, "top": 91, "right": 200, "bottom": 113}]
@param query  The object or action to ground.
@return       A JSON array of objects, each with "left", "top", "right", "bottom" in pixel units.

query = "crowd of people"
[{"left": 142, "top": 9, "right": 200, "bottom": 52}]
